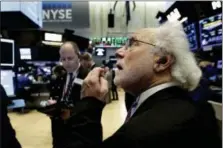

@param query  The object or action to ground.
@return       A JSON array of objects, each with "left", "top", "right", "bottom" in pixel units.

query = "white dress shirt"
[
  {"left": 63, "top": 64, "right": 80, "bottom": 94},
  {"left": 130, "top": 82, "right": 180, "bottom": 117}
]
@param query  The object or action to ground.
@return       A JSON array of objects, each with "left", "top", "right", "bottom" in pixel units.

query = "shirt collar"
[
  {"left": 67, "top": 63, "right": 80, "bottom": 78},
  {"left": 135, "top": 81, "right": 180, "bottom": 111}
]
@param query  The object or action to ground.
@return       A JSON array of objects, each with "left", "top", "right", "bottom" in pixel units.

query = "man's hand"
[
  {"left": 81, "top": 67, "right": 108, "bottom": 102},
  {"left": 47, "top": 99, "right": 57, "bottom": 105}
]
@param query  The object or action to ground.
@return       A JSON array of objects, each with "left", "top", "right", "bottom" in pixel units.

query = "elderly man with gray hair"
[{"left": 59, "top": 21, "right": 221, "bottom": 148}]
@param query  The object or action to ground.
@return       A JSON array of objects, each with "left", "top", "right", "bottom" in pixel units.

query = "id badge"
[{"left": 74, "top": 78, "right": 83, "bottom": 86}]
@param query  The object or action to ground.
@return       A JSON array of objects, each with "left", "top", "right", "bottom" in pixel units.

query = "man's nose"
[{"left": 115, "top": 47, "right": 125, "bottom": 59}]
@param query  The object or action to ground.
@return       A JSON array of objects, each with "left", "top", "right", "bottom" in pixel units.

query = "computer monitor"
[
  {"left": 42, "top": 66, "right": 51, "bottom": 75},
  {"left": 20, "top": 48, "right": 32, "bottom": 60},
  {"left": 183, "top": 22, "right": 198, "bottom": 51},
  {"left": 0, "top": 70, "right": 15, "bottom": 97},
  {"left": 199, "top": 13, "right": 222, "bottom": 49},
  {"left": 217, "top": 60, "right": 222, "bottom": 69},
  {"left": 0, "top": 38, "right": 15, "bottom": 66}
]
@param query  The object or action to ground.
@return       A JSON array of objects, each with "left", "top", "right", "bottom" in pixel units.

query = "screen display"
[
  {"left": 90, "top": 37, "right": 128, "bottom": 47},
  {"left": 0, "top": 70, "right": 15, "bottom": 96},
  {"left": 36, "top": 66, "right": 51, "bottom": 76},
  {"left": 199, "top": 13, "right": 222, "bottom": 48},
  {"left": 20, "top": 48, "right": 32, "bottom": 60},
  {"left": 42, "top": 67, "right": 51, "bottom": 75},
  {"left": 0, "top": 38, "right": 14, "bottom": 66},
  {"left": 183, "top": 23, "right": 198, "bottom": 51},
  {"left": 217, "top": 60, "right": 222, "bottom": 69},
  {"left": 94, "top": 48, "right": 106, "bottom": 57}
]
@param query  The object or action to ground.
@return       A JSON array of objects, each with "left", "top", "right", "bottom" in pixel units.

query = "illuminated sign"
[
  {"left": 42, "top": 2, "right": 72, "bottom": 22},
  {"left": 94, "top": 48, "right": 106, "bottom": 57},
  {"left": 90, "top": 37, "right": 128, "bottom": 47},
  {"left": 212, "top": 1, "right": 222, "bottom": 10}
]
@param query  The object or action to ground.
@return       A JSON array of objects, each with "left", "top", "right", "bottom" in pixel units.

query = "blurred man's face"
[
  {"left": 81, "top": 60, "right": 91, "bottom": 69},
  {"left": 60, "top": 44, "right": 79, "bottom": 73},
  {"left": 114, "top": 29, "right": 156, "bottom": 93}
]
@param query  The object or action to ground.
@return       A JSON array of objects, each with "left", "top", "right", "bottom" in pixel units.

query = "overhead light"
[
  {"left": 44, "top": 32, "right": 62, "bottom": 42},
  {"left": 42, "top": 41, "right": 63, "bottom": 46}
]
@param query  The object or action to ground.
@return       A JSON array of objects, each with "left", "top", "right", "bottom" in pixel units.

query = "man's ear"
[{"left": 153, "top": 55, "right": 173, "bottom": 72}]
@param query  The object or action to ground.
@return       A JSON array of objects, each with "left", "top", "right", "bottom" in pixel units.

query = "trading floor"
[{"left": 8, "top": 90, "right": 127, "bottom": 148}]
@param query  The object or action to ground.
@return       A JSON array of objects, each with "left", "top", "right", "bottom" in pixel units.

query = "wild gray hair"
[{"left": 153, "top": 21, "right": 202, "bottom": 91}]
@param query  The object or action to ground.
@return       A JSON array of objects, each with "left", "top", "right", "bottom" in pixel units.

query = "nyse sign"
[{"left": 42, "top": 2, "right": 72, "bottom": 22}]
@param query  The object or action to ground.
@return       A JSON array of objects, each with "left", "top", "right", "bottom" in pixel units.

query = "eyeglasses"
[{"left": 125, "top": 37, "right": 156, "bottom": 50}]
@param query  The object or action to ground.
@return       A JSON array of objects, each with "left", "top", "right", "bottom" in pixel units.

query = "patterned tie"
[
  {"left": 125, "top": 98, "right": 139, "bottom": 123},
  {"left": 64, "top": 73, "right": 74, "bottom": 102}
]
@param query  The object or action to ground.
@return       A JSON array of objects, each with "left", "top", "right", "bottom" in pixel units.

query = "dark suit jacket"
[
  {"left": 59, "top": 86, "right": 221, "bottom": 148},
  {"left": 50, "top": 65, "right": 89, "bottom": 105},
  {"left": 1, "top": 85, "right": 22, "bottom": 148},
  {"left": 49, "top": 66, "right": 89, "bottom": 147}
]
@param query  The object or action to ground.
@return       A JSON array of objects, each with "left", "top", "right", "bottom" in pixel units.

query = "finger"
[
  {"left": 84, "top": 68, "right": 100, "bottom": 83},
  {"left": 104, "top": 67, "right": 109, "bottom": 73},
  {"left": 83, "top": 71, "right": 94, "bottom": 86},
  {"left": 100, "top": 77, "right": 108, "bottom": 92},
  {"left": 91, "top": 67, "right": 104, "bottom": 78},
  {"left": 89, "top": 68, "right": 104, "bottom": 84}
]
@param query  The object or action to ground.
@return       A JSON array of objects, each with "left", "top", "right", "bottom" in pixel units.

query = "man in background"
[
  {"left": 111, "top": 67, "right": 118, "bottom": 100},
  {"left": 80, "top": 52, "right": 97, "bottom": 70},
  {"left": 43, "top": 41, "right": 89, "bottom": 148}
]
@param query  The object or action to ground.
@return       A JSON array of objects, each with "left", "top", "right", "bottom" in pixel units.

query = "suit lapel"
[
  {"left": 131, "top": 86, "right": 189, "bottom": 119},
  {"left": 60, "top": 74, "right": 68, "bottom": 98},
  {"left": 77, "top": 66, "right": 88, "bottom": 79}
]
